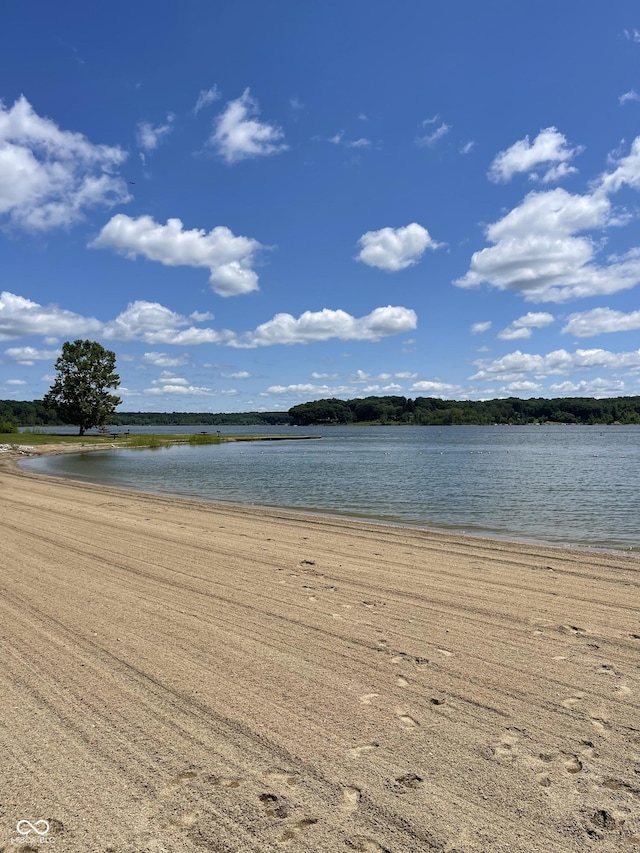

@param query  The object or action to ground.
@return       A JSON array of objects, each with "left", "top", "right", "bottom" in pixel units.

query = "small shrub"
[{"left": 0, "top": 420, "right": 19, "bottom": 434}]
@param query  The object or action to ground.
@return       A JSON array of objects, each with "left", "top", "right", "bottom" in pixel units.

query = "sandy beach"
[{"left": 0, "top": 453, "right": 638, "bottom": 853}]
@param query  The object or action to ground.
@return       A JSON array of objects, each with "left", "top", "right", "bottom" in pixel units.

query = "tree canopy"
[
  {"left": 43, "top": 339, "right": 121, "bottom": 435},
  {"left": 288, "top": 395, "right": 640, "bottom": 426}
]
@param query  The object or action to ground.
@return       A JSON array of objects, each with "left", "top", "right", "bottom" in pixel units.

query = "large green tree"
[{"left": 43, "top": 340, "right": 121, "bottom": 435}]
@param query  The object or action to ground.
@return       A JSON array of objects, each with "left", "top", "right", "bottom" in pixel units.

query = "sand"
[{"left": 0, "top": 452, "right": 638, "bottom": 853}]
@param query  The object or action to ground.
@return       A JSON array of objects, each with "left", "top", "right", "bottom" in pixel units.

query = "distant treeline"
[
  {"left": 0, "top": 400, "right": 290, "bottom": 427},
  {"left": 4, "top": 396, "right": 640, "bottom": 430},
  {"left": 288, "top": 395, "right": 640, "bottom": 425}
]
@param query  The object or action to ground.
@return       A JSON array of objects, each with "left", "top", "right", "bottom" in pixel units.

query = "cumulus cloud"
[
  {"left": 488, "top": 127, "right": 583, "bottom": 183},
  {"left": 210, "top": 89, "right": 287, "bottom": 163},
  {"left": 356, "top": 223, "right": 441, "bottom": 271},
  {"left": 624, "top": 29, "right": 640, "bottom": 42},
  {"left": 90, "top": 214, "right": 264, "bottom": 296},
  {"left": 471, "top": 347, "right": 640, "bottom": 382},
  {"left": 264, "top": 382, "right": 356, "bottom": 397},
  {"left": 0, "top": 291, "right": 102, "bottom": 341},
  {"left": 6, "top": 378, "right": 27, "bottom": 385},
  {"left": 499, "top": 380, "right": 542, "bottom": 393},
  {"left": 2, "top": 290, "right": 416, "bottom": 350},
  {"left": 142, "top": 351, "right": 190, "bottom": 367},
  {"left": 136, "top": 114, "right": 175, "bottom": 151},
  {"left": 232, "top": 305, "right": 417, "bottom": 348},
  {"left": 194, "top": 85, "right": 220, "bottom": 115},
  {"left": 0, "top": 95, "right": 129, "bottom": 230},
  {"left": 549, "top": 378, "right": 627, "bottom": 396},
  {"left": 561, "top": 307, "right": 640, "bottom": 337},
  {"left": 4, "top": 346, "right": 59, "bottom": 365},
  {"left": 410, "top": 380, "right": 462, "bottom": 397},
  {"left": 497, "top": 311, "right": 554, "bottom": 340},
  {"left": 470, "top": 321, "right": 492, "bottom": 334},
  {"left": 455, "top": 186, "right": 640, "bottom": 302},
  {"left": 599, "top": 136, "right": 640, "bottom": 193}
]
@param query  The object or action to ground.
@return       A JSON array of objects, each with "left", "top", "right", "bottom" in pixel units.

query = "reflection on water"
[{"left": 20, "top": 425, "right": 640, "bottom": 552}]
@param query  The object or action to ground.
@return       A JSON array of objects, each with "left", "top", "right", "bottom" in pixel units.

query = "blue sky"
[{"left": 2, "top": 1, "right": 640, "bottom": 412}]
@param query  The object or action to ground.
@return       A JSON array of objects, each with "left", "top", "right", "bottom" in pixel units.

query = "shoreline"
[
  {"left": 1, "top": 457, "right": 638, "bottom": 852},
  {"left": 12, "top": 440, "right": 640, "bottom": 558}
]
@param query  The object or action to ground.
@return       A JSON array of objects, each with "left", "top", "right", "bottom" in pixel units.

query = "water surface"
[{"left": 20, "top": 425, "right": 640, "bottom": 552}]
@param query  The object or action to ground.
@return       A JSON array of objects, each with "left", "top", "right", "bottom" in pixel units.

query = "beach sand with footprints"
[{"left": 0, "top": 454, "right": 638, "bottom": 852}]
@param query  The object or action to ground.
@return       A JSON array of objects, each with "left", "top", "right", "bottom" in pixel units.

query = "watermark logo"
[{"left": 11, "top": 819, "right": 54, "bottom": 844}]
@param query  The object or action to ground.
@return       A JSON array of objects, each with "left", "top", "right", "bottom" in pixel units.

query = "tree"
[{"left": 43, "top": 340, "right": 121, "bottom": 435}]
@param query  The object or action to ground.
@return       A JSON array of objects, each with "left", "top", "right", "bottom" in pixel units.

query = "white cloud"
[
  {"left": 561, "top": 307, "right": 640, "bottom": 337},
  {"left": 410, "top": 380, "right": 462, "bottom": 397},
  {"left": 460, "top": 141, "right": 475, "bottom": 155},
  {"left": 488, "top": 127, "right": 582, "bottom": 183},
  {"left": 103, "top": 300, "right": 233, "bottom": 346},
  {"left": 548, "top": 378, "right": 627, "bottom": 397},
  {"left": 233, "top": 305, "right": 417, "bottom": 348},
  {"left": 497, "top": 311, "right": 554, "bottom": 340},
  {"left": 416, "top": 122, "right": 450, "bottom": 148},
  {"left": 210, "top": 89, "right": 287, "bottom": 164},
  {"left": 142, "top": 351, "right": 190, "bottom": 367},
  {"left": 90, "top": 214, "right": 263, "bottom": 296},
  {"left": 223, "top": 370, "right": 251, "bottom": 379},
  {"left": 4, "top": 346, "right": 59, "bottom": 365},
  {"left": 454, "top": 186, "right": 640, "bottom": 302},
  {"left": 2, "top": 290, "right": 416, "bottom": 351},
  {"left": 356, "top": 223, "right": 441, "bottom": 271},
  {"left": 0, "top": 95, "right": 129, "bottom": 230},
  {"left": 136, "top": 114, "right": 175, "bottom": 151},
  {"left": 146, "top": 383, "right": 212, "bottom": 396},
  {"left": 329, "top": 131, "right": 372, "bottom": 149},
  {"left": 103, "top": 300, "right": 197, "bottom": 341},
  {"left": 6, "top": 378, "right": 26, "bottom": 385},
  {"left": 194, "top": 86, "right": 220, "bottom": 115},
  {"left": 619, "top": 89, "right": 640, "bottom": 106},
  {"left": 0, "top": 291, "right": 102, "bottom": 341},
  {"left": 499, "top": 380, "right": 542, "bottom": 393},
  {"left": 471, "top": 347, "right": 640, "bottom": 381},
  {"left": 264, "top": 382, "right": 356, "bottom": 397},
  {"left": 470, "top": 321, "right": 492, "bottom": 334},
  {"left": 350, "top": 369, "right": 416, "bottom": 383},
  {"left": 599, "top": 136, "right": 640, "bottom": 193},
  {"left": 624, "top": 29, "right": 640, "bottom": 42}
]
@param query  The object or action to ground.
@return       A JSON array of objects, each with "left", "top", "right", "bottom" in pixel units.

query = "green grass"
[{"left": 188, "top": 433, "right": 224, "bottom": 445}]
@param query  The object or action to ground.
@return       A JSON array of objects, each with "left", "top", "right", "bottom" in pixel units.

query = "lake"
[{"left": 19, "top": 425, "right": 640, "bottom": 553}]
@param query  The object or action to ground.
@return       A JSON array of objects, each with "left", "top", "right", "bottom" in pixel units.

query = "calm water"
[{"left": 20, "top": 425, "right": 640, "bottom": 552}]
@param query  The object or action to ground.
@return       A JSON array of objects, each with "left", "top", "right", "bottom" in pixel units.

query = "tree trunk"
[{"left": 79, "top": 426, "right": 85, "bottom": 436}]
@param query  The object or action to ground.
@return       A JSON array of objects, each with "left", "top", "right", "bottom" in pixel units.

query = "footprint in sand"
[
  {"left": 589, "top": 714, "right": 610, "bottom": 736},
  {"left": 359, "top": 693, "right": 380, "bottom": 705},
  {"left": 562, "top": 693, "right": 584, "bottom": 709},
  {"left": 492, "top": 733, "right": 519, "bottom": 761},
  {"left": 562, "top": 755, "right": 583, "bottom": 774},
  {"left": 395, "top": 709, "right": 419, "bottom": 730},
  {"left": 347, "top": 838, "right": 391, "bottom": 852},
  {"left": 348, "top": 743, "right": 379, "bottom": 758},
  {"left": 267, "top": 772, "right": 299, "bottom": 787},
  {"left": 341, "top": 786, "right": 361, "bottom": 814},
  {"left": 259, "top": 792, "right": 289, "bottom": 819},
  {"left": 160, "top": 770, "right": 198, "bottom": 798},
  {"left": 209, "top": 775, "right": 243, "bottom": 789},
  {"left": 560, "top": 624, "right": 587, "bottom": 637},
  {"left": 392, "top": 773, "right": 424, "bottom": 793},
  {"left": 280, "top": 818, "right": 318, "bottom": 842}
]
